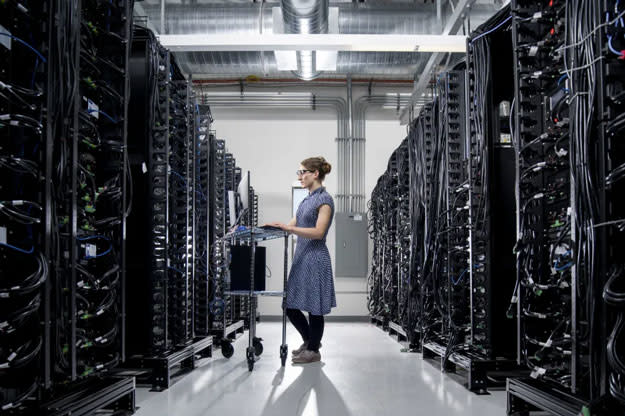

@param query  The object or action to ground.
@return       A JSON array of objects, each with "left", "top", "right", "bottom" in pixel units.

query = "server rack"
[
  {"left": 194, "top": 105, "right": 212, "bottom": 337},
  {"left": 394, "top": 139, "right": 411, "bottom": 342},
  {"left": 507, "top": 1, "right": 625, "bottom": 414},
  {"left": 443, "top": 68, "right": 471, "bottom": 363},
  {"left": 125, "top": 27, "right": 212, "bottom": 391},
  {"left": 0, "top": 0, "right": 136, "bottom": 412},
  {"left": 168, "top": 66, "right": 194, "bottom": 347},
  {"left": 599, "top": 0, "right": 625, "bottom": 409},
  {"left": 127, "top": 28, "right": 171, "bottom": 356},
  {"left": 0, "top": 1, "right": 52, "bottom": 409},
  {"left": 465, "top": 7, "right": 517, "bottom": 363},
  {"left": 51, "top": 0, "right": 132, "bottom": 387}
]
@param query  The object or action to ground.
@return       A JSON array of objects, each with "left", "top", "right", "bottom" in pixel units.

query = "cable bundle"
[
  {"left": 53, "top": 0, "right": 132, "bottom": 380},
  {"left": 600, "top": 0, "right": 625, "bottom": 405},
  {"left": 194, "top": 105, "right": 213, "bottom": 336},
  {"left": 168, "top": 69, "right": 194, "bottom": 346},
  {"left": 366, "top": 144, "right": 405, "bottom": 326},
  {"left": 209, "top": 137, "right": 228, "bottom": 330},
  {"left": 0, "top": 1, "right": 50, "bottom": 408}
]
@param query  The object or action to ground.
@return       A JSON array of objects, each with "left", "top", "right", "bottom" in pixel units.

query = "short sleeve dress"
[{"left": 284, "top": 186, "right": 337, "bottom": 316}]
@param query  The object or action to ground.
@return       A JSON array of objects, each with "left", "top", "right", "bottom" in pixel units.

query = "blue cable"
[
  {"left": 170, "top": 170, "right": 188, "bottom": 185},
  {"left": 168, "top": 265, "right": 186, "bottom": 274},
  {"left": 196, "top": 189, "right": 207, "bottom": 201},
  {"left": 470, "top": 15, "right": 512, "bottom": 44},
  {"left": 553, "top": 259, "right": 573, "bottom": 272},
  {"left": 607, "top": 35, "right": 623, "bottom": 57},
  {"left": 85, "top": 245, "right": 112, "bottom": 259},
  {"left": 0, "top": 242, "right": 34, "bottom": 254},
  {"left": 87, "top": 108, "right": 117, "bottom": 123},
  {"left": 77, "top": 235, "right": 111, "bottom": 241},
  {"left": 79, "top": 235, "right": 112, "bottom": 259},
  {"left": 0, "top": 32, "right": 48, "bottom": 63},
  {"left": 452, "top": 268, "right": 469, "bottom": 286},
  {"left": 617, "top": 0, "right": 624, "bottom": 29}
]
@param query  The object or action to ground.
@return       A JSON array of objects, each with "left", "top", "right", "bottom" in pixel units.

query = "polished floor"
[{"left": 134, "top": 322, "right": 507, "bottom": 416}]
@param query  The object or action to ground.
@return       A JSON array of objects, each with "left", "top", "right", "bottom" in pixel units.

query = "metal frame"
[
  {"left": 42, "top": 377, "right": 136, "bottom": 416},
  {"left": 127, "top": 336, "right": 213, "bottom": 391},
  {"left": 225, "top": 225, "right": 290, "bottom": 371},
  {"left": 423, "top": 340, "right": 520, "bottom": 394},
  {"left": 506, "top": 378, "right": 589, "bottom": 416}
]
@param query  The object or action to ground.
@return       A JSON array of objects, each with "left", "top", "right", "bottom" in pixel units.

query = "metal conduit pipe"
[
  {"left": 197, "top": 93, "right": 351, "bottom": 210},
  {"left": 194, "top": 92, "right": 413, "bottom": 212},
  {"left": 205, "top": 101, "right": 348, "bottom": 210},
  {"left": 346, "top": 75, "right": 354, "bottom": 212},
  {"left": 351, "top": 95, "right": 412, "bottom": 212}
]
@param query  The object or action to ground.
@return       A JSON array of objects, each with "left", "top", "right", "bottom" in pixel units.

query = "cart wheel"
[
  {"left": 221, "top": 340, "right": 234, "bottom": 359},
  {"left": 280, "top": 345, "right": 288, "bottom": 367},
  {"left": 246, "top": 347, "right": 255, "bottom": 372},
  {"left": 253, "top": 337, "right": 264, "bottom": 356}
]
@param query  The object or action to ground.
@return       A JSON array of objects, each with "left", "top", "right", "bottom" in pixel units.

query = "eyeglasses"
[{"left": 296, "top": 169, "right": 313, "bottom": 176}]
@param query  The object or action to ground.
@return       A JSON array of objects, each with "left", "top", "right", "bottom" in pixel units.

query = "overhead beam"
[
  {"left": 157, "top": 33, "right": 467, "bottom": 53},
  {"left": 399, "top": 0, "right": 476, "bottom": 124}
]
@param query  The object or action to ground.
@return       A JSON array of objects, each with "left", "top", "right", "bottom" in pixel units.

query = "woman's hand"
[{"left": 263, "top": 222, "right": 293, "bottom": 233}]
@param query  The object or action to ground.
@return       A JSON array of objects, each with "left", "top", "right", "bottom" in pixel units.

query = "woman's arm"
[
  {"left": 265, "top": 217, "right": 295, "bottom": 228},
  {"left": 272, "top": 205, "right": 331, "bottom": 240}
]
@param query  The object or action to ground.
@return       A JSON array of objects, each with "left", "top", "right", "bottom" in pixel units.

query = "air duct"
[{"left": 280, "top": 0, "right": 330, "bottom": 80}]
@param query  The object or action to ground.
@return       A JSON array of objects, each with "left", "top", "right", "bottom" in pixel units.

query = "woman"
[{"left": 267, "top": 156, "right": 336, "bottom": 364}]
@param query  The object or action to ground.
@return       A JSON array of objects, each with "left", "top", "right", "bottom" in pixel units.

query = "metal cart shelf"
[{"left": 224, "top": 227, "right": 289, "bottom": 371}]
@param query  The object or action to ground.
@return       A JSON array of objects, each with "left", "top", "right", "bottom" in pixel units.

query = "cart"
[{"left": 224, "top": 227, "right": 289, "bottom": 371}]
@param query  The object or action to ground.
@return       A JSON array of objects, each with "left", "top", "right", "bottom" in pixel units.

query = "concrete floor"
[{"left": 134, "top": 322, "right": 507, "bottom": 416}]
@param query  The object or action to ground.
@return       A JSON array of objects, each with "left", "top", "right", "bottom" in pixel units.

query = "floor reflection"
[{"left": 261, "top": 363, "right": 351, "bottom": 416}]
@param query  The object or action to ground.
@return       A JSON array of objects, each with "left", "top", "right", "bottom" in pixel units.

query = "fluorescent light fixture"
[
  {"left": 275, "top": 51, "right": 298, "bottom": 70},
  {"left": 205, "top": 92, "right": 313, "bottom": 98},
  {"left": 316, "top": 51, "right": 337, "bottom": 71}
]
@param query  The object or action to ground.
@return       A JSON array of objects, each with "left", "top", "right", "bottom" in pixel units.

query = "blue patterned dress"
[{"left": 284, "top": 186, "right": 337, "bottom": 316}]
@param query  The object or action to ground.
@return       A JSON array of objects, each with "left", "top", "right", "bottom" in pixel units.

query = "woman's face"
[{"left": 297, "top": 164, "right": 317, "bottom": 188}]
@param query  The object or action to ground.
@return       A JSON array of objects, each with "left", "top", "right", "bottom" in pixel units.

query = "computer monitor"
[
  {"left": 237, "top": 170, "right": 250, "bottom": 212},
  {"left": 227, "top": 190, "right": 236, "bottom": 226}
]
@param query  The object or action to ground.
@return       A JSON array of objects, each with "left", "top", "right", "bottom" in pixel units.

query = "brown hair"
[{"left": 301, "top": 156, "right": 332, "bottom": 181}]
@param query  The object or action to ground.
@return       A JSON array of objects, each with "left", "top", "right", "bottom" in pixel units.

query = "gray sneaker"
[
  {"left": 292, "top": 349, "right": 321, "bottom": 364},
  {"left": 292, "top": 342, "right": 322, "bottom": 357},
  {"left": 291, "top": 342, "right": 308, "bottom": 356}
]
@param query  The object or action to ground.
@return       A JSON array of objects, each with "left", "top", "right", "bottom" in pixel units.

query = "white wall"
[{"left": 211, "top": 86, "right": 407, "bottom": 316}]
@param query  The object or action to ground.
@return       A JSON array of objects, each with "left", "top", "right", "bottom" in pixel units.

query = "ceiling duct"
[
  {"left": 137, "top": 2, "right": 503, "bottom": 78},
  {"left": 280, "top": 0, "right": 330, "bottom": 80}
]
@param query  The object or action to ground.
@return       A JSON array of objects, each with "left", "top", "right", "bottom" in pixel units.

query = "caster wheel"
[
  {"left": 221, "top": 340, "right": 234, "bottom": 359},
  {"left": 253, "top": 337, "right": 264, "bottom": 356},
  {"left": 246, "top": 347, "right": 255, "bottom": 372}
]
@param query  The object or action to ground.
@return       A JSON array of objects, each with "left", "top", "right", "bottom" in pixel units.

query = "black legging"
[{"left": 286, "top": 308, "right": 324, "bottom": 352}]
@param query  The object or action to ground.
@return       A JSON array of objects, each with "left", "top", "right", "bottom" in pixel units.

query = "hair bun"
[
  {"left": 301, "top": 156, "right": 331, "bottom": 180},
  {"left": 322, "top": 161, "right": 332, "bottom": 174}
]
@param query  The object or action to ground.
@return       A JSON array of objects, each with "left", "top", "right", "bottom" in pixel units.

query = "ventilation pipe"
[{"left": 280, "top": 0, "right": 330, "bottom": 80}]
